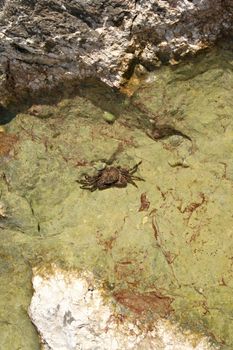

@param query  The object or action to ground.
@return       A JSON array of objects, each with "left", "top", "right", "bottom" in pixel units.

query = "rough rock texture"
[
  {"left": 1, "top": 46, "right": 233, "bottom": 349},
  {"left": 29, "top": 267, "right": 215, "bottom": 350},
  {"left": 0, "top": 0, "right": 232, "bottom": 104}
]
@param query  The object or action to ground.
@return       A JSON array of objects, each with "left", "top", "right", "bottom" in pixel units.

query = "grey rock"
[{"left": 0, "top": 0, "right": 232, "bottom": 104}]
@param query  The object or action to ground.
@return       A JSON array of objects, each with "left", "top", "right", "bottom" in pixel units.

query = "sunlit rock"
[
  {"left": 0, "top": 0, "right": 232, "bottom": 103},
  {"left": 29, "top": 267, "right": 217, "bottom": 350}
]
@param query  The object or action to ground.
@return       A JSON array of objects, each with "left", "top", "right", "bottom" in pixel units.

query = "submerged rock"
[{"left": 1, "top": 47, "right": 233, "bottom": 348}]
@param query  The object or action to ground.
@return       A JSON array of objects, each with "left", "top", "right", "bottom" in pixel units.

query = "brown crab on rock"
[{"left": 77, "top": 161, "right": 144, "bottom": 191}]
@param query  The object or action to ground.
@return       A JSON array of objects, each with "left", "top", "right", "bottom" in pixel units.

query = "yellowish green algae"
[{"left": 1, "top": 45, "right": 233, "bottom": 348}]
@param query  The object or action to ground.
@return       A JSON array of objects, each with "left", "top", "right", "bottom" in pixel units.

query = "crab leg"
[
  {"left": 130, "top": 175, "right": 145, "bottom": 181},
  {"left": 129, "top": 160, "right": 142, "bottom": 174},
  {"left": 126, "top": 178, "right": 138, "bottom": 188},
  {"left": 79, "top": 183, "right": 97, "bottom": 191}
]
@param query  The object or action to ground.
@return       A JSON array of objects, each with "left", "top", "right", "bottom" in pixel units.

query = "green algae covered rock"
[{"left": 1, "top": 46, "right": 233, "bottom": 349}]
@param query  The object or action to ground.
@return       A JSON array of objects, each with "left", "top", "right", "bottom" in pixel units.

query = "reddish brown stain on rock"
[
  {"left": 138, "top": 192, "right": 150, "bottom": 212},
  {"left": 0, "top": 133, "right": 18, "bottom": 156},
  {"left": 113, "top": 290, "right": 174, "bottom": 318}
]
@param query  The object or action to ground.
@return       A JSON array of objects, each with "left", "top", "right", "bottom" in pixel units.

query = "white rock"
[{"left": 29, "top": 267, "right": 218, "bottom": 350}]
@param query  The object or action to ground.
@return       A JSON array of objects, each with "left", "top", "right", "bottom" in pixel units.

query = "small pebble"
[
  {"left": 94, "top": 162, "right": 106, "bottom": 171},
  {"left": 102, "top": 111, "right": 116, "bottom": 124}
]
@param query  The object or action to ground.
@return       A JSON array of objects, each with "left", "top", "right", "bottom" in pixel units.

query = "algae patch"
[{"left": 0, "top": 46, "right": 233, "bottom": 349}]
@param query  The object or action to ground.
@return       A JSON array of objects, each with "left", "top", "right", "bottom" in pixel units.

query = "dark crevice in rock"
[
  {"left": 65, "top": 5, "right": 99, "bottom": 29},
  {"left": 151, "top": 3, "right": 167, "bottom": 16},
  {"left": 122, "top": 56, "right": 140, "bottom": 80},
  {"left": 0, "top": 105, "right": 16, "bottom": 124},
  {"left": 0, "top": 0, "right": 5, "bottom": 10},
  {"left": 11, "top": 42, "right": 31, "bottom": 54}
]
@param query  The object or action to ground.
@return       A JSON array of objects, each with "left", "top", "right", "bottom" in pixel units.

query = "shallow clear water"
[{"left": 1, "top": 44, "right": 233, "bottom": 349}]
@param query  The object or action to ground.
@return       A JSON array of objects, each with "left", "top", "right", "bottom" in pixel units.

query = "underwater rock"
[
  {"left": 0, "top": 0, "right": 232, "bottom": 104},
  {"left": 29, "top": 267, "right": 216, "bottom": 350}
]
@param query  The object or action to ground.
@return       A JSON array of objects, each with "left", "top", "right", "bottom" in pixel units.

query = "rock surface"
[
  {"left": 0, "top": 0, "right": 232, "bottom": 104},
  {"left": 1, "top": 46, "right": 233, "bottom": 349},
  {"left": 29, "top": 266, "right": 215, "bottom": 350}
]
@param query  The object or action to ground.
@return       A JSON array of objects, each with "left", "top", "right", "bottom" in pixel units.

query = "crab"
[{"left": 77, "top": 161, "right": 144, "bottom": 191}]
